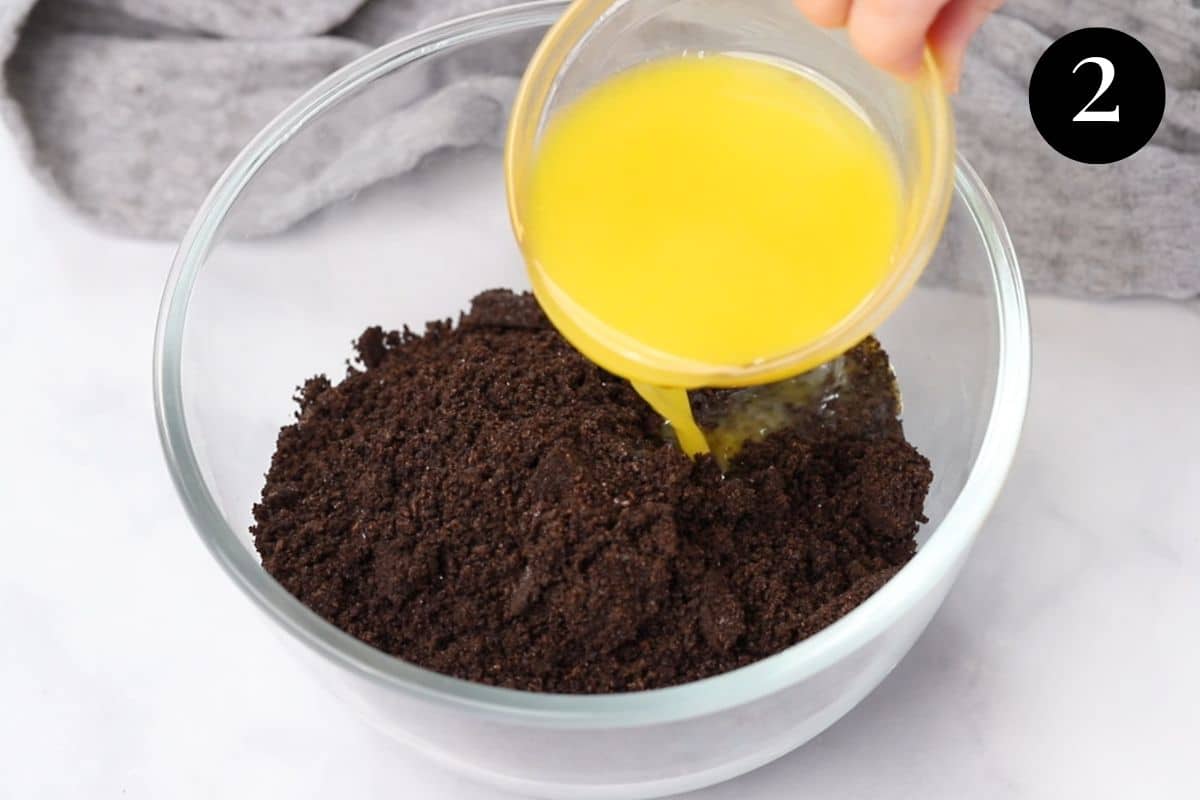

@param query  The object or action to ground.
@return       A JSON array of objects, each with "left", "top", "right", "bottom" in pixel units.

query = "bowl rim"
[{"left": 153, "top": 0, "right": 1030, "bottom": 729}]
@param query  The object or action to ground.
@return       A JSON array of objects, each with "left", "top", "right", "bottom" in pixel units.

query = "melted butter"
[
  {"left": 519, "top": 54, "right": 904, "bottom": 456},
  {"left": 633, "top": 383, "right": 710, "bottom": 456},
  {"left": 658, "top": 350, "right": 899, "bottom": 470},
  {"left": 702, "top": 358, "right": 845, "bottom": 469}
]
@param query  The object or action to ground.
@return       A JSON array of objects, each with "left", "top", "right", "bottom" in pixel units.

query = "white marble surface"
[{"left": 2, "top": 120, "right": 1199, "bottom": 799}]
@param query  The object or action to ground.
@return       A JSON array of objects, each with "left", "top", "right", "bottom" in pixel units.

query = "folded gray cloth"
[{"left": 2, "top": 0, "right": 1197, "bottom": 298}]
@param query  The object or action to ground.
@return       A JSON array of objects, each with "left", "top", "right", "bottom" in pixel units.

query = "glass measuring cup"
[{"left": 505, "top": 0, "right": 956, "bottom": 389}]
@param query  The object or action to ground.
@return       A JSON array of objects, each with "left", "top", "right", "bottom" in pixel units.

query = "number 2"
[{"left": 1072, "top": 56, "right": 1120, "bottom": 122}]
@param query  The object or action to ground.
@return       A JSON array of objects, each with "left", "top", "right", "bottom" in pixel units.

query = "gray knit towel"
[{"left": 2, "top": 0, "right": 1197, "bottom": 298}]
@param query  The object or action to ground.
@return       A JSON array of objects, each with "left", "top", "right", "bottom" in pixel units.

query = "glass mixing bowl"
[
  {"left": 153, "top": 3, "right": 1029, "bottom": 798},
  {"left": 507, "top": 0, "right": 955, "bottom": 386}
]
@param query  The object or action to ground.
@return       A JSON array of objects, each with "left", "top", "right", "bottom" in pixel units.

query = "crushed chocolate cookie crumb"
[{"left": 252, "top": 290, "right": 931, "bottom": 693}]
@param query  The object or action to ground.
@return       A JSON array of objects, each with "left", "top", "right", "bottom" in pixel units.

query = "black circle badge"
[{"left": 1028, "top": 27, "right": 1165, "bottom": 165}]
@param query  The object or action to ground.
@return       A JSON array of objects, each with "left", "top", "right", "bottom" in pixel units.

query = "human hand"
[{"left": 792, "top": 0, "right": 1002, "bottom": 91}]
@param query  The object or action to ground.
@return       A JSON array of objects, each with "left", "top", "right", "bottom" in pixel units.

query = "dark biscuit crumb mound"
[{"left": 252, "top": 290, "right": 932, "bottom": 693}]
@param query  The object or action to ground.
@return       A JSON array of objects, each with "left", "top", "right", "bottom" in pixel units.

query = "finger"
[
  {"left": 792, "top": 0, "right": 853, "bottom": 28},
  {"left": 848, "top": 0, "right": 949, "bottom": 78},
  {"left": 928, "top": 0, "right": 1002, "bottom": 92}
]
